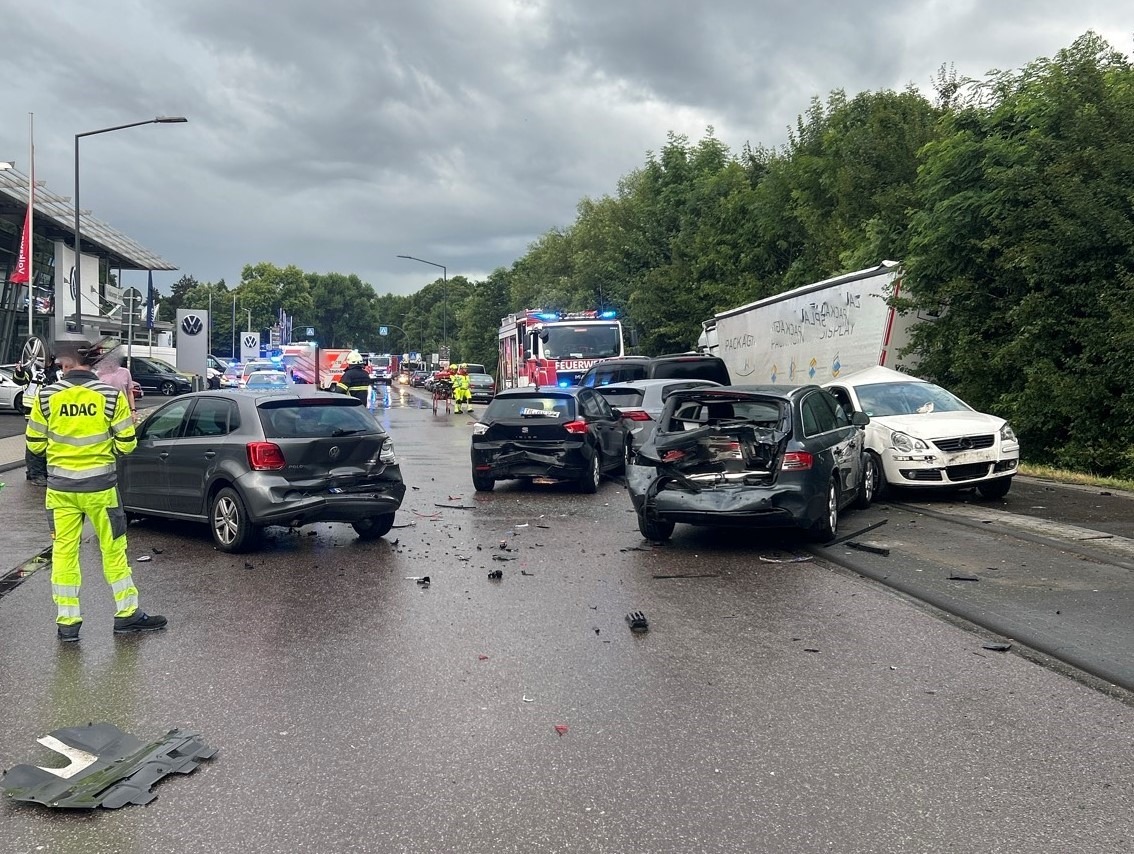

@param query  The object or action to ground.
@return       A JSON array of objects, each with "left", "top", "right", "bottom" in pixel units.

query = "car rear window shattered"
[{"left": 258, "top": 403, "right": 381, "bottom": 438}]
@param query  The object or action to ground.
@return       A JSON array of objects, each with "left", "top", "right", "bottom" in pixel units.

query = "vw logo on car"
[{"left": 181, "top": 314, "right": 204, "bottom": 336}]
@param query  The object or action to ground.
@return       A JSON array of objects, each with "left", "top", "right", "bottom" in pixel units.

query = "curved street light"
[
  {"left": 396, "top": 254, "right": 447, "bottom": 350},
  {"left": 73, "top": 116, "right": 188, "bottom": 334}
]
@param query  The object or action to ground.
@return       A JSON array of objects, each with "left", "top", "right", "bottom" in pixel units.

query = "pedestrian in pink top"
[{"left": 97, "top": 355, "right": 137, "bottom": 418}]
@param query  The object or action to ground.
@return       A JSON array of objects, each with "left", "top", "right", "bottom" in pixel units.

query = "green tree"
[{"left": 906, "top": 32, "right": 1134, "bottom": 475}]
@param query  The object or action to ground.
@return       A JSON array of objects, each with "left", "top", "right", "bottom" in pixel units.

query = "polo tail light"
[
  {"left": 620, "top": 410, "right": 653, "bottom": 421},
  {"left": 563, "top": 419, "right": 588, "bottom": 434},
  {"left": 247, "top": 442, "right": 286, "bottom": 471},
  {"left": 781, "top": 451, "right": 813, "bottom": 471}
]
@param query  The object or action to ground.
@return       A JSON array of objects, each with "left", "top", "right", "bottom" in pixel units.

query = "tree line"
[{"left": 165, "top": 32, "right": 1134, "bottom": 476}]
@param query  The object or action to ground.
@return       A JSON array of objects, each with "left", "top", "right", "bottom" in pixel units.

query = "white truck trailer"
[{"left": 706, "top": 261, "right": 923, "bottom": 385}]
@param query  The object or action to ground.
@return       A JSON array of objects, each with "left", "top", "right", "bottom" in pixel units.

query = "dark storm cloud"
[{"left": 1, "top": 0, "right": 1130, "bottom": 295}]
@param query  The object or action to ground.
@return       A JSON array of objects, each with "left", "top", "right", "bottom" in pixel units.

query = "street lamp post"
[
  {"left": 396, "top": 254, "right": 447, "bottom": 353},
  {"left": 73, "top": 116, "right": 187, "bottom": 335}
]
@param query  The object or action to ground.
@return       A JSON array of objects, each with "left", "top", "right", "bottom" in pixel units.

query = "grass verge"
[{"left": 1019, "top": 463, "right": 1134, "bottom": 494}]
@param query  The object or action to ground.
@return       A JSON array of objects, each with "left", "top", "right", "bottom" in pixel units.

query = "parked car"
[
  {"left": 120, "top": 391, "right": 406, "bottom": 551},
  {"left": 467, "top": 372, "right": 496, "bottom": 403},
  {"left": 627, "top": 385, "right": 871, "bottom": 542},
  {"left": 0, "top": 367, "right": 28, "bottom": 413},
  {"left": 220, "top": 365, "right": 242, "bottom": 388},
  {"left": 239, "top": 360, "right": 276, "bottom": 388},
  {"left": 596, "top": 379, "right": 722, "bottom": 463},
  {"left": 579, "top": 354, "right": 731, "bottom": 387},
  {"left": 130, "top": 356, "right": 195, "bottom": 397},
  {"left": 470, "top": 387, "right": 631, "bottom": 493},
  {"left": 244, "top": 370, "right": 290, "bottom": 390},
  {"left": 410, "top": 370, "right": 431, "bottom": 388},
  {"left": 824, "top": 366, "right": 1020, "bottom": 500}
]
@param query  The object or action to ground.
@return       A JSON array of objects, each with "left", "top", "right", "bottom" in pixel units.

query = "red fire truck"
[{"left": 498, "top": 309, "right": 625, "bottom": 389}]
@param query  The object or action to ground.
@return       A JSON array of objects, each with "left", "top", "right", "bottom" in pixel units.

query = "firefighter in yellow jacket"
[{"left": 25, "top": 339, "right": 167, "bottom": 642}]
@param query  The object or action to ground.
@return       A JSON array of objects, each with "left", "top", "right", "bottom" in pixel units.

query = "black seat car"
[
  {"left": 120, "top": 390, "right": 406, "bottom": 551},
  {"left": 627, "top": 384, "right": 871, "bottom": 542},
  {"left": 470, "top": 387, "right": 630, "bottom": 493},
  {"left": 578, "top": 354, "right": 731, "bottom": 387}
]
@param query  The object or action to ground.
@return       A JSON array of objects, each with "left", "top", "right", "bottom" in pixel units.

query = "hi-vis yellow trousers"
[{"left": 46, "top": 487, "right": 139, "bottom": 625}]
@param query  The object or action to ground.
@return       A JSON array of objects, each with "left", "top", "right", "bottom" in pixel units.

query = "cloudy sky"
[{"left": 2, "top": 1, "right": 1130, "bottom": 298}]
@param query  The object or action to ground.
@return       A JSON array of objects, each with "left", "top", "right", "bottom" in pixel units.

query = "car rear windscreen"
[
  {"left": 653, "top": 360, "right": 730, "bottom": 384},
  {"left": 258, "top": 400, "right": 382, "bottom": 438},
  {"left": 596, "top": 389, "right": 645, "bottom": 408},
  {"left": 484, "top": 396, "right": 576, "bottom": 420}
]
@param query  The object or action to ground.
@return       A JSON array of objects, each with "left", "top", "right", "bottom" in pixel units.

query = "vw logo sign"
[
  {"left": 68, "top": 266, "right": 78, "bottom": 300},
  {"left": 181, "top": 314, "right": 204, "bottom": 336},
  {"left": 328, "top": 446, "right": 341, "bottom": 460},
  {"left": 243, "top": 334, "right": 258, "bottom": 349}
]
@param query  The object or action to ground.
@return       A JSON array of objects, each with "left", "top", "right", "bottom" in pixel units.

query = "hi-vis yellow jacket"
[{"left": 25, "top": 370, "right": 137, "bottom": 493}]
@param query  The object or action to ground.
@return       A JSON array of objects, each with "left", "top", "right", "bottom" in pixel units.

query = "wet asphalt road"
[{"left": 1, "top": 384, "right": 1132, "bottom": 853}]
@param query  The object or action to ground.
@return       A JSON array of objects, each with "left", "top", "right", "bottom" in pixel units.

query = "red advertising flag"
[{"left": 9, "top": 205, "right": 31, "bottom": 284}]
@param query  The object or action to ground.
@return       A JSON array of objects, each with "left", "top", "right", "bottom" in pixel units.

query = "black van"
[{"left": 578, "top": 354, "right": 731, "bottom": 387}]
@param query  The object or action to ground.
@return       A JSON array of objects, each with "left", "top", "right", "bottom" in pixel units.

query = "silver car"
[{"left": 596, "top": 379, "right": 721, "bottom": 465}]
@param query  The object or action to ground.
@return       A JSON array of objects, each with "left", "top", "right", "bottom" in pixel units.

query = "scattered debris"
[
  {"left": 416, "top": 576, "right": 431, "bottom": 586},
  {"left": 516, "top": 523, "right": 529, "bottom": 528},
  {"left": 448, "top": 495, "right": 463, "bottom": 501},
  {"left": 243, "top": 562, "right": 255, "bottom": 570},
  {"left": 136, "top": 555, "right": 152, "bottom": 563},
  {"left": 554, "top": 725, "right": 569, "bottom": 736},
  {"left": 391, "top": 521, "right": 416, "bottom": 529},
  {"left": 151, "top": 548, "right": 163, "bottom": 554},
  {"left": 625, "top": 611, "right": 650, "bottom": 632},
  {"left": 1, "top": 724, "right": 216, "bottom": 809},
  {"left": 652, "top": 573, "right": 720, "bottom": 579},
  {"left": 499, "top": 540, "right": 508, "bottom": 549},
  {"left": 1100, "top": 491, "right": 1113, "bottom": 496},
  {"left": 522, "top": 695, "right": 535, "bottom": 703},
  {"left": 947, "top": 573, "right": 980, "bottom": 581},
  {"left": 434, "top": 503, "right": 475, "bottom": 510},
  {"left": 535, "top": 524, "right": 551, "bottom": 529},
  {"left": 826, "top": 519, "right": 888, "bottom": 546},
  {"left": 412, "top": 510, "right": 442, "bottom": 520},
  {"left": 803, "top": 648, "right": 820, "bottom": 653},
  {"left": 492, "top": 554, "right": 516, "bottom": 562},
  {"left": 982, "top": 642, "right": 1012, "bottom": 652},
  {"left": 620, "top": 546, "right": 654, "bottom": 553},
  {"left": 520, "top": 570, "right": 535, "bottom": 576},
  {"left": 757, "top": 554, "right": 813, "bottom": 564},
  {"left": 846, "top": 541, "right": 890, "bottom": 557},
  {"left": 477, "top": 654, "right": 490, "bottom": 661},
  {"left": 487, "top": 569, "right": 503, "bottom": 580}
]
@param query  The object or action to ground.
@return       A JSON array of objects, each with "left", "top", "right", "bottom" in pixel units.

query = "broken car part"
[{"left": 2, "top": 724, "right": 216, "bottom": 809}]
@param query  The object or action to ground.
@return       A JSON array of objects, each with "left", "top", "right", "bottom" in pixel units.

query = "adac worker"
[
  {"left": 25, "top": 339, "right": 166, "bottom": 642},
  {"left": 335, "top": 351, "right": 372, "bottom": 405}
]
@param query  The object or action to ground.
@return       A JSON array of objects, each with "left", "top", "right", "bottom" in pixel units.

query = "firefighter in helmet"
[
  {"left": 25, "top": 338, "right": 166, "bottom": 641},
  {"left": 452, "top": 363, "right": 473, "bottom": 414},
  {"left": 335, "top": 351, "right": 372, "bottom": 406}
]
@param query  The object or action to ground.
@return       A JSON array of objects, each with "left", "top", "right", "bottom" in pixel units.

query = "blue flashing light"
[
  {"left": 599, "top": 310, "right": 617, "bottom": 319},
  {"left": 536, "top": 312, "right": 560, "bottom": 321},
  {"left": 558, "top": 380, "right": 571, "bottom": 387}
]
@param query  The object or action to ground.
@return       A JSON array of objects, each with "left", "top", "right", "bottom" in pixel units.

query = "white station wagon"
[{"left": 825, "top": 366, "right": 1019, "bottom": 499}]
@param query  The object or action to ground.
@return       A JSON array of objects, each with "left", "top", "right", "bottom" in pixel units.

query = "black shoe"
[
  {"left": 30, "top": 477, "right": 48, "bottom": 487},
  {"left": 113, "top": 612, "right": 168, "bottom": 634},
  {"left": 57, "top": 622, "right": 82, "bottom": 643}
]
